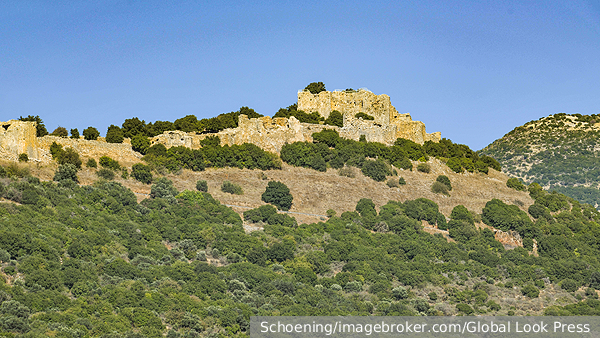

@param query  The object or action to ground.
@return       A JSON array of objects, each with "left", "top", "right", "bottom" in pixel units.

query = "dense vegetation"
[
  {"left": 281, "top": 129, "right": 500, "bottom": 180},
  {"left": 1, "top": 157, "right": 600, "bottom": 336},
  {"left": 480, "top": 113, "right": 600, "bottom": 207}
]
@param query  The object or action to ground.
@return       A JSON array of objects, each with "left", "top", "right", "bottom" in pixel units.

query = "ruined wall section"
[
  {"left": 36, "top": 137, "right": 142, "bottom": 164},
  {"left": 297, "top": 89, "right": 398, "bottom": 125},
  {"left": 0, "top": 120, "right": 39, "bottom": 162}
]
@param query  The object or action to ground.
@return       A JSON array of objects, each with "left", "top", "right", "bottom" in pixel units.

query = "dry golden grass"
[{"left": 19, "top": 158, "right": 534, "bottom": 226}]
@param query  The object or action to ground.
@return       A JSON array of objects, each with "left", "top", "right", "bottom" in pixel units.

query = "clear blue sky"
[{"left": 2, "top": 1, "right": 600, "bottom": 150}]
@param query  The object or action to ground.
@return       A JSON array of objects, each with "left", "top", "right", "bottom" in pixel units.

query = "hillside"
[{"left": 479, "top": 113, "right": 600, "bottom": 207}]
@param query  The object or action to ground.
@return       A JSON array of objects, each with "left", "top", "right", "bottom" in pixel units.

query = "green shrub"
[
  {"left": 304, "top": 82, "right": 326, "bottom": 94},
  {"left": 86, "top": 158, "right": 97, "bottom": 168},
  {"left": 386, "top": 178, "right": 399, "bottom": 188},
  {"left": 196, "top": 180, "right": 208, "bottom": 192},
  {"left": 361, "top": 159, "right": 390, "bottom": 182},
  {"left": 561, "top": 279, "right": 579, "bottom": 292},
  {"left": 394, "top": 158, "right": 413, "bottom": 171},
  {"left": 82, "top": 126, "right": 100, "bottom": 140},
  {"left": 18, "top": 153, "right": 28, "bottom": 162},
  {"left": 54, "top": 164, "right": 78, "bottom": 183},
  {"left": 261, "top": 181, "right": 293, "bottom": 210},
  {"left": 132, "top": 163, "right": 153, "bottom": 184},
  {"left": 456, "top": 303, "right": 474, "bottom": 315},
  {"left": 417, "top": 163, "right": 431, "bottom": 173},
  {"left": 150, "top": 177, "right": 178, "bottom": 199},
  {"left": 507, "top": 177, "right": 526, "bottom": 191},
  {"left": 326, "top": 209, "right": 336, "bottom": 218},
  {"left": 324, "top": 110, "right": 343, "bottom": 127},
  {"left": 57, "top": 148, "right": 82, "bottom": 168},
  {"left": 450, "top": 205, "right": 474, "bottom": 225},
  {"left": 99, "top": 156, "right": 120, "bottom": 170},
  {"left": 131, "top": 134, "right": 150, "bottom": 154},
  {"left": 70, "top": 128, "right": 80, "bottom": 139},
  {"left": 436, "top": 175, "right": 451, "bottom": 190},
  {"left": 398, "top": 177, "right": 406, "bottom": 185},
  {"left": 521, "top": 284, "right": 540, "bottom": 298},
  {"left": 523, "top": 237, "right": 534, "bottom": 250},
  {"left": 51, "top": 126, "right": 68, "bottom": 137},
  {"left": 221, "top": 181, "right": 243, "bottom": 195},
  {"left": 105, "top": 125, "right": 124, "bottom": 143},
  {"left": 97, "top": 168, "right": 115, "bottom": 180},
  {"left": 355, "top": 112, "right": 374, "bottom": 120}
]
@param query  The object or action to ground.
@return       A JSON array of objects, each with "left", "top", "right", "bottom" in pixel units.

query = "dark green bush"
[
  {"left": 436, "top": 175, "right": 452, "bottom": 190},
  {"left": 221, "top": 181, "right": 243, "bottom": 195},
  {"left": 196, "top": 180, "right": 208, "bottom": 192},
  {"left": 70, "top": 128, "right": 79, "bottom": 139},
  {"left": 86, "top": 158, "right": 97, "bottom": 168},
  {"left": 521, "top": 284, "right": 540, "bottom": 298},
  {"left": 324, "top": 110, "right": 343, "bottom": 127},
  {"left": 51, "top": 126, "right": 68, "bottom": 137},
  {"left": 261, "top": 181, "right": 293, "bottom": 210},
  {"left": 105, "top": 125, "right": 124, "bottom": 143},
  {"left": 18, "top": 153, "right": 28, "bottom": 162},
  {"left": 507, "top": 177, "right": 526, "bottom": 191},
  {"left": 99, "top": 156, "right": 120, "bottom": 170},
  {"left": 96, "top": 168, "right": 115, "bottom": 180},
  {"left": 82, "top": 126, "right": 99, "bottom": 140},
  {"left": 132, "top": 163, "right": 153, "bottom": 184},
  {"left": 361, "top": 159, "right": 390, "bottom": 182},
  {"left": 131, "top": 134, "right": 150, "bottom": 154},
  {"left": 355, "top": 112, "right": 374, "bottom": 120},
  {"left": 398, "top": 177, "right": 406, "bottom": 185},
  {"left": 54, "top": 164, "right": 78, "bottom": 183}
]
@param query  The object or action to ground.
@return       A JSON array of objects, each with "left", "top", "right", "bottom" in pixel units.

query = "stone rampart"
[{"left": 0, "top": 89, "right": 440, "bottom": 163}]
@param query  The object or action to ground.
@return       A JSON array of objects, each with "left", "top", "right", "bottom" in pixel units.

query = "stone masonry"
[{"left": 0, "top": 89, "right": 440, "bottom": 163}]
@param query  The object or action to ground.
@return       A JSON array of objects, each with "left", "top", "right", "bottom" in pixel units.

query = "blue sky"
[{"left": 2, "top": 1, "right": 600, "bottom": 150}]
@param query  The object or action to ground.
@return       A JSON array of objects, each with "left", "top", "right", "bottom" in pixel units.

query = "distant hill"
[{"left": 479, "top": 113, "right": 600, "bottom": 207}]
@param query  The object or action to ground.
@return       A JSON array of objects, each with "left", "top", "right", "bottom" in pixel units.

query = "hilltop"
[{"left": 479, "top": 113, "right": 600, "bottom": 207}]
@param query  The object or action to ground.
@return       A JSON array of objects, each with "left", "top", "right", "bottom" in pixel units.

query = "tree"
[
  {"left": 82, "top": 126, "right": 100, "bottom": 140},
  {"left": 131, "top": 134, "right": 150, "bottom": 154},
  {"left": 132, "top": 163, "right": 153, "bottom": 184},
  {"left": 86, "top": 158, "right": 97, "bottom": 168},
  {"left": 261, "top": 181, "right": 293, "bottom": 211},
  {"left": 361, "top": 159, "right": 390, "bottom": 182},
  {"left": 196, "top": 180, "right": 208, "bottom": 192},
  {"left": 58, "top": 148, "right": 82, "bottom": 168},
  {"left": 122, "top": 117, "right": 147, "bottom": 138},
  {"left": 53, "top": 164, "right": 78, "bottom": 183},
  {"left": 304, "top": 82, "right": 326, "bottom": 94},
  {"left": 507, "top": 177, "right": 526, "bottom": 191},
  {"left": 221, "top": 181, "right": 243, "bottom": 195},
  {"left": 51, "top": 126, "right": 68, "bottom": 137},
  {"left": 105, "top": 125, "right": 124, "bottom": 143},
  {"left": 324, "top": 110, "right": 343, "bottom": 127},
  {"left": 70, "top": 128, "right": 80, "bottom": 139},
  {"left": 174, "top": 115, "right": 201, "bottom": 132},
  {"left": 150, "top": 177, "right": 178, "bottom": 199},
  {"left": 356, "top": 198, "right": 376, "bottom": 218},
  {"left": 19, "top": 115, "right": 48, "bottom": 136}
]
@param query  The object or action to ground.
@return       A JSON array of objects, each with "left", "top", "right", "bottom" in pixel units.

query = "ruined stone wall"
[
  {"left": 0, "top": 90, "right": 440, "bottom": 164},
  {"left": 298, "top": 89, "right": 440, "bottom": 145},
  {"left": 297, "top": 89, "right": 398, "bottom": 125},
  {"left": 0, "top": 120, "right": 39, "bottom": 162}
]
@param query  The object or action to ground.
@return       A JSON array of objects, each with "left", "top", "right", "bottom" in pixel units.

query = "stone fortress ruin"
[{"left": 0, "top": 89, "right": 440, "bottom": 162}]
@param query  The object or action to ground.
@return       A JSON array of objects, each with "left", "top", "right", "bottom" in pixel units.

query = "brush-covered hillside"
[
  {"left": 480, "top": 113, "right": 600, "bottom": 207},
  {"left": 2, "top": 107, "right": 600, "bottom": 337}
]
